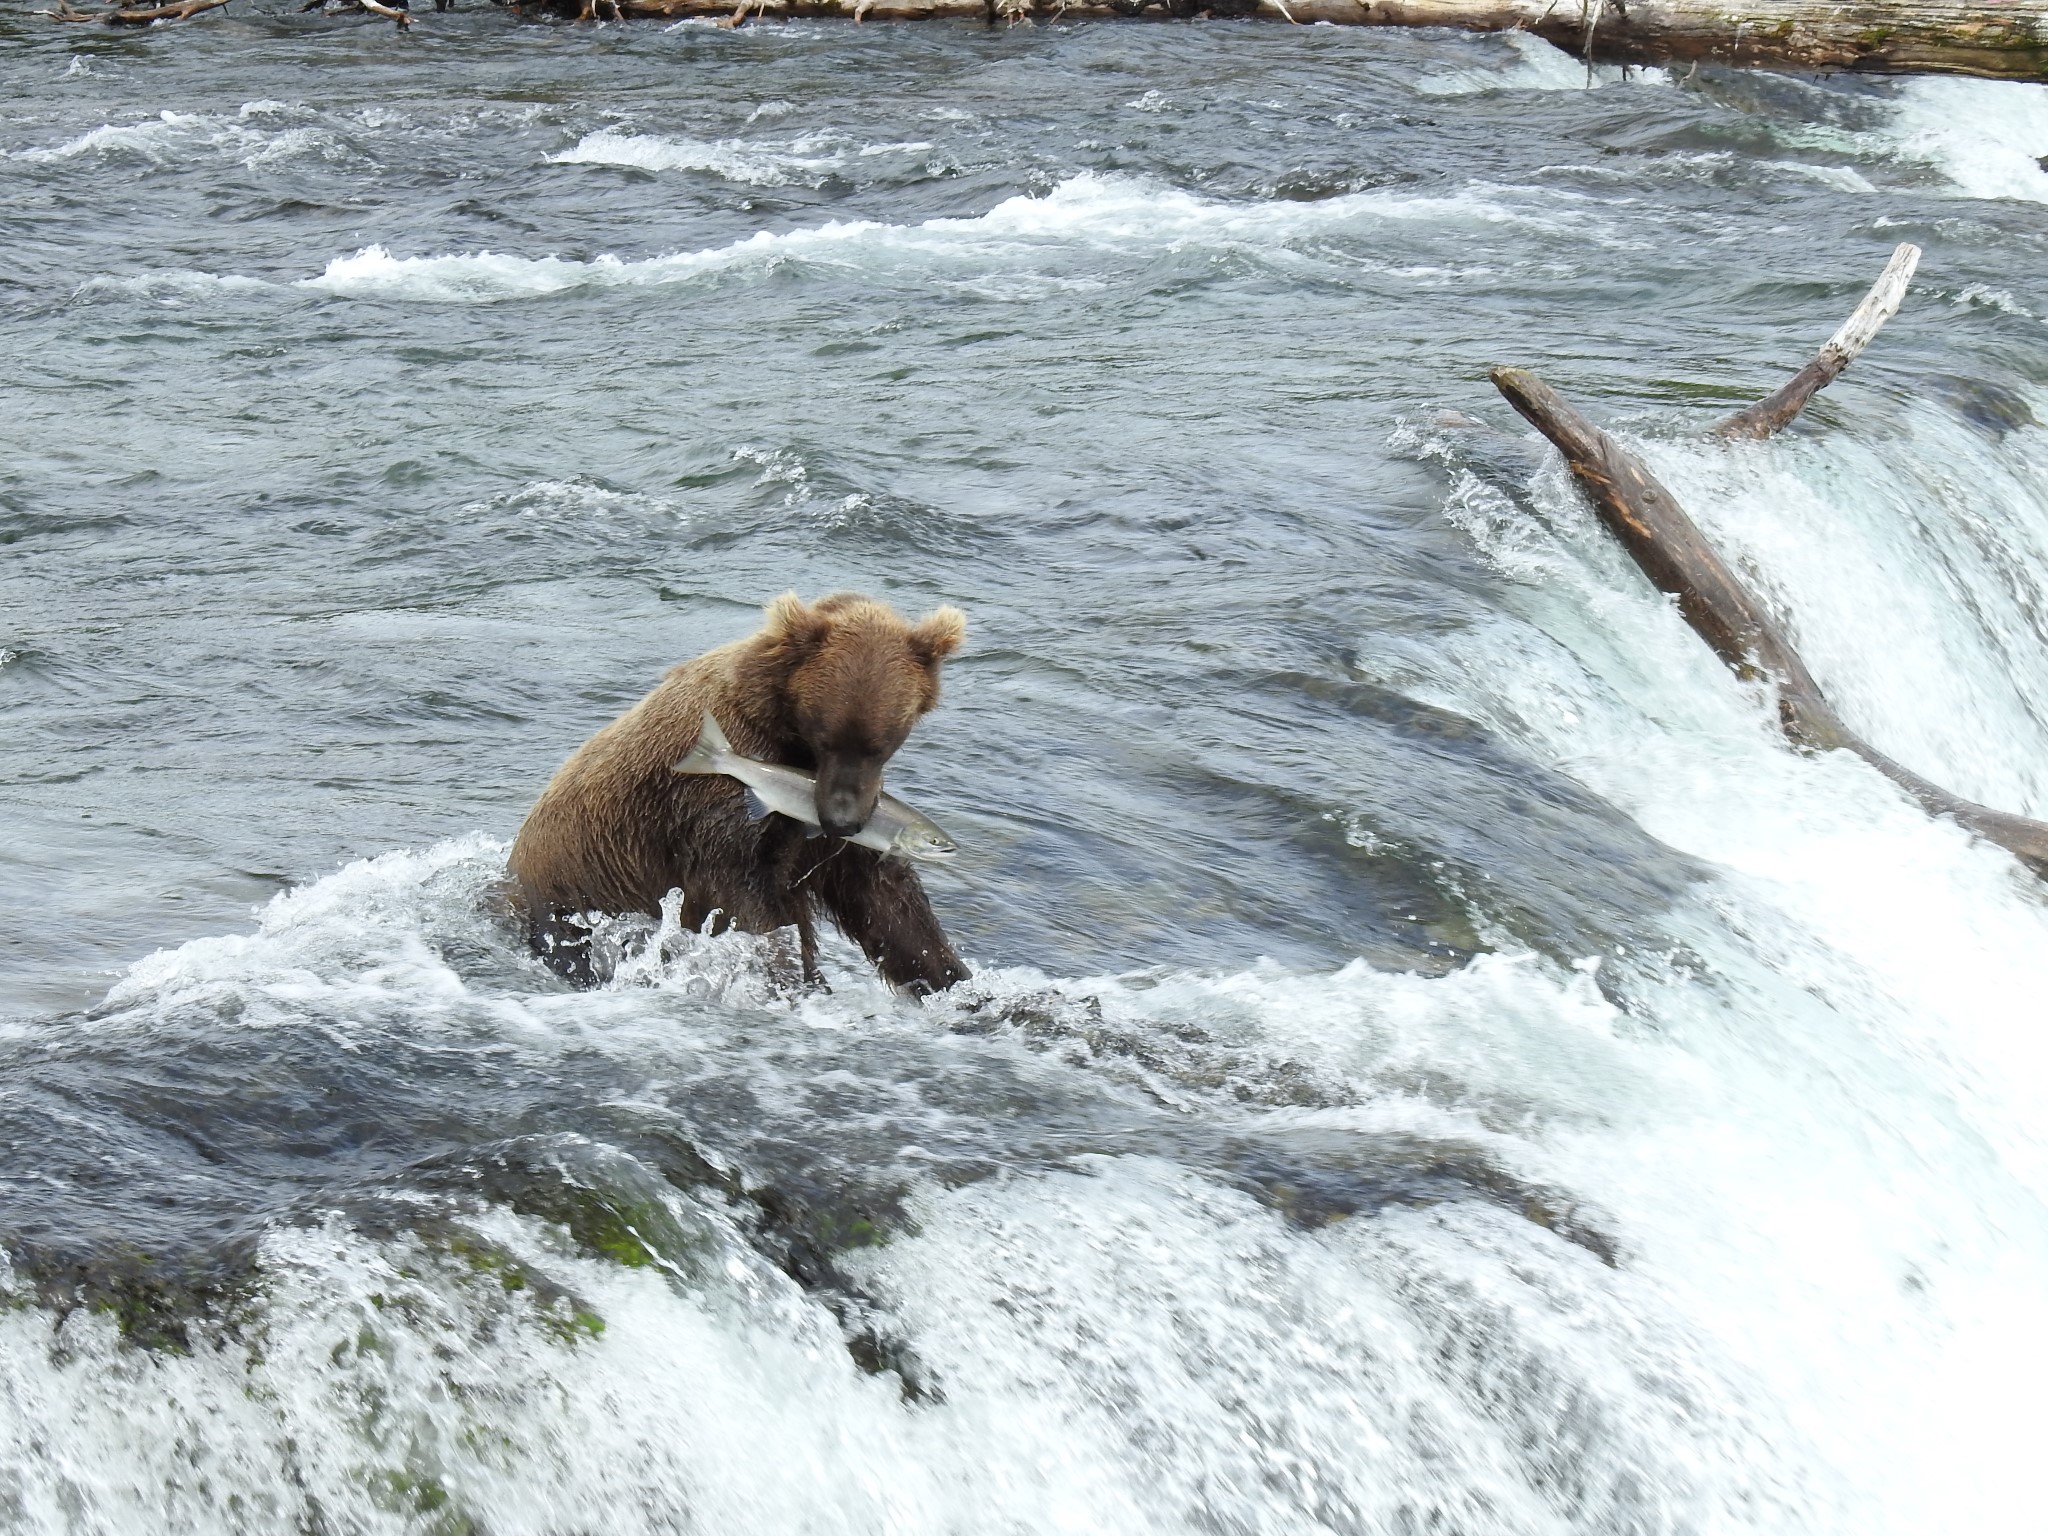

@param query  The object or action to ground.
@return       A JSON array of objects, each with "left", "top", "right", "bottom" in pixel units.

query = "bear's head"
[{"left": 748, "top": 591, "right": 966, "bottom": 839}]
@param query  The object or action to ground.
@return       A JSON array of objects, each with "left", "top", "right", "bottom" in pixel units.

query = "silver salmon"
[{"left": 672, "top": 713, "right": 959, "bottom": 863}]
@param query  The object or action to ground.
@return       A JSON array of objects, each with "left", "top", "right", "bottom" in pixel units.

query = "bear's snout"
[{"left": 815, "top": 755, "right": 882, "bottom": 839}]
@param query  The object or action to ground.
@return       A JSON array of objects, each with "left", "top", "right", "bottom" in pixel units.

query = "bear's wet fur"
[{"left": 508, "top": 591, "right": 971, "bottom": 993}]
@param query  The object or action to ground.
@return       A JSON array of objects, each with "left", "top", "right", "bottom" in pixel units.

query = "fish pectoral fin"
[{"left": 742, "top": 787, "right": 773, "bottom": 823}]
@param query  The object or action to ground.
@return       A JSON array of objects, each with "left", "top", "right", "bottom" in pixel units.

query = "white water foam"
[
  {"left": 1884, "top": 76, "right": 2048, "bottom": 204},
  {"left": 303, "top": 171, "right": 1604, "bottom": 304},
  {"left": 1382, "top": 395, "right": 2048, "bottom": 1531},
  {"left": 1538, "top": 149, "right": 1877, "bottom": 195},
  {"left": 0, "top": 836, "right": 1840, "bottom": 1532},
  {"left": 459, "top": 476, "right": 689, "bottom": 531},
  {"left": 1758, "top": 158, "right": 1878, "bottom": 193},
  {"left": 551, "top": 128, "right": 841, "bottom": 185},
  {"left": 15, "top": 101, "right": 361, "bottom": 172},
  {"left": 1952, "top": 283, "right": 2038, "bottom": 320},
  {"left": 0, "top": 1194, "right": 922, "bottom": 1535},
  {"left": 72, "top": 268, "right": 276, "bottom": 304},
  {"left": 550, "top": 127, "right": 940, "bottom": 187},
  {"left": 1414, "top": 30, "right": 1669, "bottom": 96},
  {"left": 1645, "top": 407, "right": 2048, "bottom": 819}
]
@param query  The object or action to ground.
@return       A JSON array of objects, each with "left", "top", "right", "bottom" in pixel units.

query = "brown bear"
[{"left": 507, "top": 591, "right": 971, "bottom": 994}]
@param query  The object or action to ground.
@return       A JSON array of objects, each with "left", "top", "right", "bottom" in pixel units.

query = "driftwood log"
[
  {"left": 47, "top": 0, "right": 230, "bottom": 21},
  {"left": 598, "top": 0, "right": 2048, "bottom": 80},
  {"left": 1490, "top": 253, "right": 2048, "bottom": 875},
  {"left": 38, "top": 0, "right": 2044, "bottom": 80}
]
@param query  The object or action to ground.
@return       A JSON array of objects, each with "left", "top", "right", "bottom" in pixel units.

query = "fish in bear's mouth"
[{"left": 673, "top": 711, "right": 959, "bottom": 862}]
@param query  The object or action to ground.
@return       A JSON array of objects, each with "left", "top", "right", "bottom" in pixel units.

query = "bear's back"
[{"left": 507, "top": 649, "right": 760, "bottom": 921}]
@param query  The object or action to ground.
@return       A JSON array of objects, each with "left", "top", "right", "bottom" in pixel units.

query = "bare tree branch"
[{"left": 1713, "top": 244, "right": 1922, "bottom": 440}]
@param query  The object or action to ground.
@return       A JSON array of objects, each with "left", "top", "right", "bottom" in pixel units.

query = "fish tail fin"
[{"left": 673, "top": 712, "right": 735, "bottom": 775}]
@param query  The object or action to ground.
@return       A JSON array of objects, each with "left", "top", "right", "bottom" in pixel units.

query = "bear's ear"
[
  {"left": 908, "top": 605, "right": 967, "bottom": 666},
  {"left": 760, "top": 591, "right": 832, "bottom": 656}
]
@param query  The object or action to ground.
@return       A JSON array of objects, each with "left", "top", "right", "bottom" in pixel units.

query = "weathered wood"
[
  {"left": 1715, "top": 244, "right": 1922, "bottom": 440},
  {"left": 1492, "top": 364, "right": 2048, "bottom": 876},
  {"left": 583, "top": 0, "right": 2046, "bottom": 80},
  {"left": 48, "top": 0, "right": 229, "bottom": 22},
  {"left": 299, "top": 0, "right": 425, "bottom": 23},
  {"left": 41, "top": 0, "right": 2037, "bottom": 82},
  {"left": 1492, "top": 367, "right": 1842, "bottom": 741}
]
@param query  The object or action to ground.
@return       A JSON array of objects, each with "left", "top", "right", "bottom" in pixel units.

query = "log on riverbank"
[
  {"left": 47, "top": 0, "right": 231, "bottom": 21},
  {"left": 627, "top": 0, "right": 2048, "bottom": 81},
  {"left": 43, "top": 0, "right": 2045, "bottom": 83},
  {"left": 1488, "top": 253, "right": 2048, "bottom": 876}
]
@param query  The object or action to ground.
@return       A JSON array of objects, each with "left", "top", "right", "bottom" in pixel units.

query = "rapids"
[{"left": 3, "top": 13, "right": 2047, "bottom": 1533}]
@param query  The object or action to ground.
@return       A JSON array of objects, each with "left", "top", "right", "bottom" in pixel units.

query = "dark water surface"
[{"left": 3, "top": 14, "right": 2048, "bottom": 1533}]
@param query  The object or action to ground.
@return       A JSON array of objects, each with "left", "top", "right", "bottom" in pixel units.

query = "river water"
[{"left": 4, "top": 13, "right": 2048, "bottom": 1532}]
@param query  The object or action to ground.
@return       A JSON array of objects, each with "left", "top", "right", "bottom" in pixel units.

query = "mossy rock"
[
  {"left": 3, "top": 1237, "right": 263, "bottom": 1355},
  {"left": 370, "top": 1467, "right": 477, "bottom": 1536}
]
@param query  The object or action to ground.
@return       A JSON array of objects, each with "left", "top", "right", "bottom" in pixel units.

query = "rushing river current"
[{"left": 5, "top": 12, "right": 2048, "bottom": 1532}]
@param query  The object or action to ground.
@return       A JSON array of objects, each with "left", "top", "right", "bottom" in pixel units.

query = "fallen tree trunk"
[
  {"left": 1489, "top": 362, "right": 2048, "bottom": 876},
  {"left": 587, "top": 0, "right": 2045, "bottom": 81}
]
